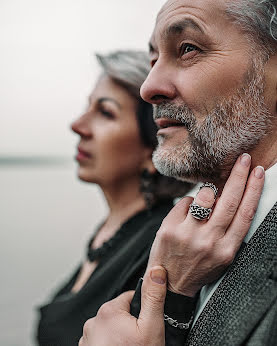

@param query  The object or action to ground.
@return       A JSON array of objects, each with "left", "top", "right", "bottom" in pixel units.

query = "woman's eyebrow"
[{"left": 98, "top": 97, "right": 122, "bottom": 110}]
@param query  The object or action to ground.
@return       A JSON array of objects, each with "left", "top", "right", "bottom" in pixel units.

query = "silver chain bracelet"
[{"left": 164, "top": 312, "right": 194, "bottom": 330}]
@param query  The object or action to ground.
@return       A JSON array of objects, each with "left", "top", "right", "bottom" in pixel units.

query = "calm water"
[{"left": 0, "top": 162, "right": 107, "bottom": 345}]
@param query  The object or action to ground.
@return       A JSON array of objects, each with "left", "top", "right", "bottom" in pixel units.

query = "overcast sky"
[{"left": 0, "top": 0, "right": 165, "bottom": 157}]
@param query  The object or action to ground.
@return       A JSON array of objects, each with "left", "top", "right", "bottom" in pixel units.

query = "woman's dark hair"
[{"left": 96, "top": 50, "right": 193, "bottom": 200}]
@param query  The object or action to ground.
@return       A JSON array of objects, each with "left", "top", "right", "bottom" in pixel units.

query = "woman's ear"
[
  {"left": 141, "top": 147, "right": 157, "bottom": 175},
  {"left": 144, "top": 159, "right": 157, "bottom": 175}
]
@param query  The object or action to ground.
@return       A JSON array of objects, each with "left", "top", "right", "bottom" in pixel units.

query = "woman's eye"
[
  {"left": 180, "top": 43, "right": 199, "bottom": 57},
  {"left": 100, "top": 109, "right": 114, "bottom": 119}
]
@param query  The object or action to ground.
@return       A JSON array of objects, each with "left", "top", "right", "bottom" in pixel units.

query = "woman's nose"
[
  {"left": 71, "top": 113, "right": 92, "bottom": 138},
  {"left": 140, "top": 60, "right": 176, "bottom": 104}
]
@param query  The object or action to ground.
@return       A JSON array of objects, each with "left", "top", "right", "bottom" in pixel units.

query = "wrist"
[
  {"left": 167, "top": 285, "right": 200, "bottom": 298},
  {"left": 163, "top": 289, "right": 199, "bottom": 332}
]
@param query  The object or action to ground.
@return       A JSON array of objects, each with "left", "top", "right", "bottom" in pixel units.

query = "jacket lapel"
[{"left": 186, "top": 203, "right": 277, "bottom": 346}]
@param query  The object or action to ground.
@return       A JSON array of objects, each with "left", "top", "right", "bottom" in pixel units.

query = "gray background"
[{"left": 0, "top": 0, "right": 165, "bottom": 344}]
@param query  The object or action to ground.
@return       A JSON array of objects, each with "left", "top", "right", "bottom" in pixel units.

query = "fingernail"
[
  {"left": 150, "top": 267, "right": 166, "bottom": 285},
  {"left": 240, "top": 153, "right": 251, "bottom": 167},
  {"left": 254, "top": 166, "right": 264, "bottom": 179}
]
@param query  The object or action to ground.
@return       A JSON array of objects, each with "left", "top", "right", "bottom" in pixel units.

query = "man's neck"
[{"left": 216, "top": 130, "right": 277, "bottom": 193}]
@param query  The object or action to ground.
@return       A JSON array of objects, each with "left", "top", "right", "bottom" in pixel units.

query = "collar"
[
  {"left": 191, "top": 162, "right": 277, "bottom": 326},
  {"left": 244, "top": 162, "right": 277, "bottom": 243},
  {"left": 185, "top": 163, "right": 277, "bottom": 243}
]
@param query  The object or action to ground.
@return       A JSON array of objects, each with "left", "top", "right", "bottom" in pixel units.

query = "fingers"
[
  {"left": 116, "top": 291, "right": 135, "bottom": 313},
  {"left": 79, "top": 318, "right": 95, "bottom": 346},
  {"left": 139, "top": 266, "right": 167, "bottom": 328},
  {"left": 210, "top": 153, "right": 252, "bottom": 229},
  {"left": 186, "top": 186, "right": 216, "bottom": 223},
  {"left": 162, "top": 196, "right": 192, "bottom": 225},
  {"left": 106, "top": 290, "right": 135, "bottom": 314},
  {"left": 224, "top": 165, "right": 264, "bottom": 248}
]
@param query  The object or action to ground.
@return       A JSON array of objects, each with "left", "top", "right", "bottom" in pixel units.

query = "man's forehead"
[
  {"left": 157, "top": 0, "right": 227, "bottom": 17},
  {"left": 149, "top": 0, "right": 232, "bottom": 49}
]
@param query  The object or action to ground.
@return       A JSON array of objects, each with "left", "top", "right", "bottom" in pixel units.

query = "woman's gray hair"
[
  {"left": 226, "top": 0, "right": 277, "bottom": 54},
  {"left": 96, "top": 50, "right": 150, "bottom": 98},
  {"left": 95, "top": 50, "right": 193, "bottom": 201}
]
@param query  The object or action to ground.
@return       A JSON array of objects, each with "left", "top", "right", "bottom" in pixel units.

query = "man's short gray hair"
[
  {"left": 226, "top": 0, "right": 277, "bottom": 54},
  {"left": 96, "top": 50, "right": 150, "bottom": 99}
]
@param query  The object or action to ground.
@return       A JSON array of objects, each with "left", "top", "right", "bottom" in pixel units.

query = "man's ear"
[
  {"left": 266, "top": 53, "right": 277, "bottom": 115},
  {"left": 274, "top": 54, "right": 277, "bottom": 114}
]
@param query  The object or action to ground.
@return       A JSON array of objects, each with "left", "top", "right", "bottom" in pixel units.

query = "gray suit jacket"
[{"left": 186, "top": 203, "right": 277, "bottom": 346}]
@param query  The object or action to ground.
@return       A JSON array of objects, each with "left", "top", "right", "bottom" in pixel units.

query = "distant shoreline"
[{"left": 0, "top": 156, "right": 72, "bottom": 166}]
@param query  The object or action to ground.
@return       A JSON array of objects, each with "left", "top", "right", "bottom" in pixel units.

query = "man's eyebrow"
[
  {"left": 148, "top": 18, "right": 205, "bottom": 53},
  {"left": 165, "top": 18, "right": 204, "bottom": 37}
]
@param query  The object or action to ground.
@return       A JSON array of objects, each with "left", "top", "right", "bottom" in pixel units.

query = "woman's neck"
[
  {"left": 106, "top": 184, "right": 145, "bottom": 216},
  {"left": 93, "top": 177, "right": 147, "bottom": 248}
]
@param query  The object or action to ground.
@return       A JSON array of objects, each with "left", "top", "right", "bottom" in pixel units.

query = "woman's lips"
[{"left": 76, "top": 147, "right": 91, "bottom": 161}]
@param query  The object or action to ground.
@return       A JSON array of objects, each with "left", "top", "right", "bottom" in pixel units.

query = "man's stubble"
[{"left": 152, "top": 57, "right": 272, "bottom": 183}]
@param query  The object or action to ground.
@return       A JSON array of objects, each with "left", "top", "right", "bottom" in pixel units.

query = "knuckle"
[
  {"left": 222, "top": 196, "right": 239, "bottom": 216},
  {"left": 222, "top": 252, "right": 235, "bottom": 266},
  {"left": 233, "top": 169, "right": 247, "bottom": 181},
  {"left": 239, "top": 204, "right": 256, "bottom": 224},
  {"left": 156, "top": 226, "right": 175, "bottom": 244},
  {"left": 247, "top": 183, "right": 261, "bottom": 194},
  {"left": 216, "top": 247, "right": 235, "bottom": 267},
  {"left": 83, "top": 318, "right": 93, "bottom": 337},
  {"left": 176, "top": 196, "right": 192, "bottom": 209},
  {"left": 198, "top": 239, "right": 214, "bottom": 255},
  {"left": 145, "top": 290, "right": 165, "bottom": 306},
  {"left": 97, "top": 301, "right": 113, "bottom": 319}
]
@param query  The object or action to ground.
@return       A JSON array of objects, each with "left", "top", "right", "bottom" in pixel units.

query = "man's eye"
[{"left": 180, "top": 43, "right": 199, "bottom": 56}]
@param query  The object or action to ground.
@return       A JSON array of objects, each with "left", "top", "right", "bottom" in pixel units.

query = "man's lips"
[
  {"left": 155, "top": 118, "right": 188, "bottom": 134},
  {"left": 155, "top": 118, "right": 187, "bottom": 129}
]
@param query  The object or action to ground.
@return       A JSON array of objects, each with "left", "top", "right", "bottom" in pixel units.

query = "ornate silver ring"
[
  {"left": 189, "top": 202, "right": 212, "bottom": 220},
  {"left": 199, "top": 182, "right": 218, "bottom": 198}
]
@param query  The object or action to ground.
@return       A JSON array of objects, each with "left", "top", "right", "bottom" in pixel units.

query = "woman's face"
[{"left": 71, "top": 75, "right": 152, "bottom": 186}]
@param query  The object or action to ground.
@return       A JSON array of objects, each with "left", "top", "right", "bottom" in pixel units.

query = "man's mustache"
[{"left": 153, "top": 103, "right": 195, "bottom": 129}]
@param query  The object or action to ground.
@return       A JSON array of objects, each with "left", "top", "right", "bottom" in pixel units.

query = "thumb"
[{"left": 139, "top": 266, "right": 167, "bottom": 327}]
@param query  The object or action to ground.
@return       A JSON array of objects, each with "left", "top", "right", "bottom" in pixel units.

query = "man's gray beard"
[{"left": 152, "top": 58, "right": 272, "bottom": 183}]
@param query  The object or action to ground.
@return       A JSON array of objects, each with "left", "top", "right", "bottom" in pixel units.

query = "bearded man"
[{"left": 79, "top": 1, "right": 277, "bottom": 345}]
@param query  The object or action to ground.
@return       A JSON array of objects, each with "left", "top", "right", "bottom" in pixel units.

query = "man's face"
[{"left": 140, "top": 0, "right": 273, "bottom": 183}]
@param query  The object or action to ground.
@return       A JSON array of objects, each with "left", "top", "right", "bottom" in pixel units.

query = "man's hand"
[
  {"left": 79, "top": 266, "right": 167, "bottom": 346},
  {"left": 148, "top": 154, "right": 265, "bottom": 297}
]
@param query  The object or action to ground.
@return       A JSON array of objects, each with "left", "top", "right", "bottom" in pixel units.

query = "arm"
[
  {"left": 79, "top": 266, "right": 168, "bottom": 346},
  {"left": 131, "top": 278, "right": 198, "bottom": 346},
  {"left": 79, "top": 154, "right": 264, "bottom": 346},
  {"left": 147, "top": 154, "right": 264, "bottom": 297}
]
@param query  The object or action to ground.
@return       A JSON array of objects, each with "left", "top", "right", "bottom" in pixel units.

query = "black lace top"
[{"left": 36, "top": 200, "right": 173, "bottom": 346}]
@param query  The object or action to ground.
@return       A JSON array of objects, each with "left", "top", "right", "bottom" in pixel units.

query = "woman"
[{"left": 36, "top": 50, "right": 191, "bottom": 346}]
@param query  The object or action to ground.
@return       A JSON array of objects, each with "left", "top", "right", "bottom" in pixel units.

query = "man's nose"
[
  {"left": 71, "top": 112, "right": 92, "bottom": 138},
  {"left": 140, "top": 61, "right": 176, "bottom": 104}
]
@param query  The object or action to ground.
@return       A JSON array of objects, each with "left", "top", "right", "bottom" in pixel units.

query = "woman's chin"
[{"left": 77, "top": 170, "right": 97, "bottom": 184}]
